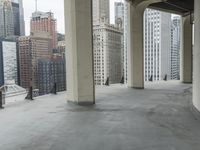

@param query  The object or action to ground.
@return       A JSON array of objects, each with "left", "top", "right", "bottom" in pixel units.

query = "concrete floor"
[{"left": 0, "top": 81, "right": 200, "bottom": 150}]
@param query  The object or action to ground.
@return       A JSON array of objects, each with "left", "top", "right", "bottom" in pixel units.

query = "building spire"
[{"left": 35, "top": 0, "right": 37, "bottom": 12}]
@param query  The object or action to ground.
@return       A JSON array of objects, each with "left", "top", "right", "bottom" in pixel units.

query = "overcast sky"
[{"left": 23, "top": 0, "right": 123, "bottom": 35}]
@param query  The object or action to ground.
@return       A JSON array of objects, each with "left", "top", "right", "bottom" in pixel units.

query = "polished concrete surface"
[{"left": 0, "top": 81, "right": 200, "bottom": 150}]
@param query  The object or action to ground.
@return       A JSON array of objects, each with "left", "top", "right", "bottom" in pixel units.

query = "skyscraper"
[
  {"left": 171, "top": 16, "right": 181, "bottom": 80},
  {"left": 0, "top": 0, "right": 25, "bottom": 37},
  {"left": 30, "top": 11, "right": 57, "bottom": 49},
  {"left": 0, "top": 38, "right": 18, "bottom": 86},
  {"left": 0, "top": 0, "right": 14, "bottom": 37},
  {"left": 11, "top": 0, "right": 25, "bottom": 36},
  {"left": 115, "top": 1, "right": 125, "bottom": 83},
  {"left": 93, "top": 0, "right": 110, "bottom": 25},
  {"left": 18, "top": 32, "right": 52, "bottom": 89},
  {"left": 144, "top": 9, "right": 172, "bottom": 81},
  {"left": 93, "top": 0, "right": 123, "bottom": 85},
  {"left": 93, "top": 23, "right": 123, "bottom": 85},
  {"left": 115, "top": 2, "right": 124, "bottom": 27},
  {"left": 38, "top": 56, "right": 66, "bottom": 95},
  {"left": 124, "top": 1, "right": 128, "bottom": 84}
]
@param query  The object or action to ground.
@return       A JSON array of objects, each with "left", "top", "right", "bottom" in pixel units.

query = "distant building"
[
  {"left": 18, "top": 32, "right": 51, "bottom": 89},
  {"left": 0, "top": 0, "right": 24, "bottom": 37},
  {"left": 0, "top": 38, "right": 18, "bottom": 86},
  {"left": 124, "top": 1, "right": 128, "bottom": 84},
  {"left": 144, "top": 9, "right": 172, "bottom": 81},
  {"left": 57, "top": 41, "right": 65, "bottom": 59},
  {"left": 31, "top": 11, "right": 57, "bottom": 49},
  {"left": 57, "top": 33, "right": 65, "bottom": 42},
  {"left": 0, "top": 0, "right": 14, "bottom": 37},
  {"left": 93, "top": 23, "right": 123, "bottom": 85},
  {"left": 115, "top": 1, "right": 125, "bottom": 83},
  {"left": 171, "top": 16, "right": 181, "bottom": 80},
  {"left": 38, "top": 57, "right": 66, "bottom": 95},
  {"left": 93, "top": 0, "right": 110, "bottom": 25},
  {"left": 115, "top": 2, "right": 124, "bottom": 27},
  {"left": 11, "top": 0, "right": 25, "bottom": 36}
]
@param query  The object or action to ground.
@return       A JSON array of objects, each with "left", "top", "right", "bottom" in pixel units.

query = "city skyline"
[{"left": 23, "top": 0, "right": 122, "bottom": 35}]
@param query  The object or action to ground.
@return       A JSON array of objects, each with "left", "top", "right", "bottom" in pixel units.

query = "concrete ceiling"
[{"left": 149, "top": 0, "right": 194, "bottom": 15}]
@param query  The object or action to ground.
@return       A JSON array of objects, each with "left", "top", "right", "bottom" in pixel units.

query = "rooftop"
[{"left": 1, "top": 81, "right": 200, "bottom": 150}]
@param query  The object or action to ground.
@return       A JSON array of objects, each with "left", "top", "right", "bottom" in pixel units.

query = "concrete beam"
[{"left": 64, "top": 0, "right": 95, "bottom": 105}]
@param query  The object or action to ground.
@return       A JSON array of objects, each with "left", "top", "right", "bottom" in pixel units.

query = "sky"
[{"left": 23, "top": 0, "right": 123, "bottom": 36}]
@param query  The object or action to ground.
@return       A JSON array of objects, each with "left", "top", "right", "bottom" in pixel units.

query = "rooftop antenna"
[{"left": 35, "top": 0, "right": 37, "bottom": 12}]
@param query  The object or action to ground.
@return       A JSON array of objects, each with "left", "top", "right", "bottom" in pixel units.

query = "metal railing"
[{"left": 0, "top": 91, "right": 4, "bottom": 109}]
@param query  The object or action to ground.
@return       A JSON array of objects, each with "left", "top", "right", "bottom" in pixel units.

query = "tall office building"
[
  {"left": 11, "top": 0, "right": 25, "bottom": 36},
  {"left": 0, "top": 38, "right": 18, "bottom": 86},
  {"left": 93, "top": 0, "right": 110, "bottom": 25},
  {"left": 93, "top": 0, "right": 123, "bottom": 85},
  {"left": 0, "top": 0, "right": 25, "bottom": 37},
  {"left": 115, "top": 1, "right": 126, "bottom": 84},
  {"left": 38, "top": 56, "right": 66, "bottom": 95},
  {"left": 31, "top": 11, "right": 57, "bottom": 49},
  {"left": 144, "top": 9, "right": 171, "bottom": 81},
  {"left": 123, "top": 1, "right": 128, "bottom": 84},
  {"left": 93, "top": 23, "right": 123, "bottom": 85},
  {"left": 0, "top": 0, "right": 14, "bottom": 37},
  {"left": 115, "top": 2, "right": 124, "bottom": 27},
  {"left": 171, "top": 16, "right": 181, "bottom": 80},
  {"left": 57, "top": 40, "right": 66, "bottom": 59},
  {"left": 18, "top": 32, "right": 51, "bottom": 89}
]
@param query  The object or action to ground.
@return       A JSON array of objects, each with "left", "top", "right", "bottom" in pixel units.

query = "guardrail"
[{"left": 0, "top": 91, "right": 4, "bottom": 109}]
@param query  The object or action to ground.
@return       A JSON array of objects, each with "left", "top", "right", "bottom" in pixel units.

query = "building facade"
[
  {"left": 0, "top": 0, "right": 14, "bottom": 37},
  {"left": 31, "top": 11, "right": 57, "bottom": 49},
  {"left": 93, "top": 23, "right": 123, "bottom": 85},
  {"left": 144, "top": 9, "right": 172, "bottom": 81},
  {"left": 123, "top": 1, "right": 128, "bottom": 84},
  {"left": 0, "top": 38, "right": 18, "bottom": 86},
  {"left": 115, "top": 2, "right": 124, "bottom": 27},
  {"left": 11, "top": 0, "right": 25, "bottom": 36},
  {"left": 93, "top": 0, "right": 110, "bottom": 25},
  {"left": 171, "top": 16, "right": 181, "bottom": 80},
  {"left": 38, "top": 57, "right": 66, "bottom": 95},
  {"left": 18, "top": 32, "right": 51, "bottom": 89}
]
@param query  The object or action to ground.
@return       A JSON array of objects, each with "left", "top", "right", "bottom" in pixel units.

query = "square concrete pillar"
[
  {"left": 64, "top": 0, "right": 95, "bottom": 105},
  {"left": 180, "top": 15, "right": 193, "bottom": 83},
  {"left": 193, "top": 0, "right": 200, "bottom": 111},
  {"left": 127, "top": 3, "right": 144, "bottom": 89}
]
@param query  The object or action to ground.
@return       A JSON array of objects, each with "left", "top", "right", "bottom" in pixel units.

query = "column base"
[
  {"left": 128, "top": 86, "right": 144, "bottom": 89},
  {"left": 67, "top": 100, "right": 95, "bottom": 106},
  {"left": 183, "top": 81, "right": 192, "bottom": 84}
]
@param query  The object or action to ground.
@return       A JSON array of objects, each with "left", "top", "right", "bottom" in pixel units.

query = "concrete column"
[
  {"left": 127, "top": 0, "right": 161, "bottom": 88},
  {"left": 64, "top": 0, "right": 95, "bottom": 105},
  {"left": 127, "top": 3, "right": 145, "bottom": 89},
  {"left": 193, "top": 0, "right": 200, "bottom": 111},
  {"left": 181, "top": 16, "right": 193, "bottom": 83}
]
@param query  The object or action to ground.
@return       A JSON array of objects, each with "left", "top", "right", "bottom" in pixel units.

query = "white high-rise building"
[
  {"left": 171, "top": 16, "right": 181, "bottom": 80},
  {"left": 124, "top": 1, "right": 128, "bottom": 84},
  {"left": 93, "top": 23, "right": 123, "bottom": 85},
  {"left": 144, "top": 9, "right": 172, "bottom": 81},
  {"left": 115, "top": 2, "right": 124, "bottom": 27},
  {"left": 93, "top": 0, "right": 123, "bottom": 85},
  {"left": 93, "top": 0, "right": 110, "bottom": 25}
]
